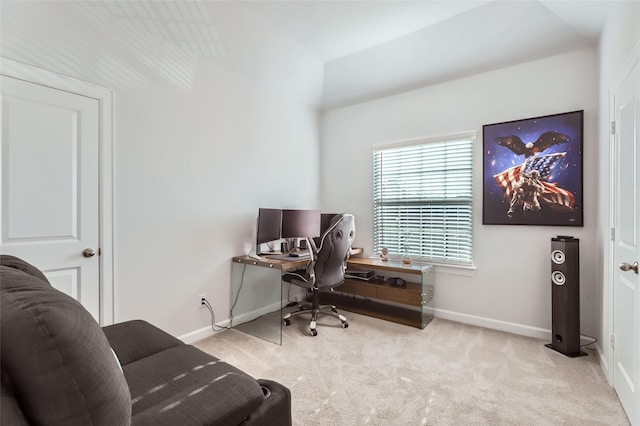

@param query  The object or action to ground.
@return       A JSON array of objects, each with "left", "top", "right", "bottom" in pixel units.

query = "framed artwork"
[{"left": 482, "top": 110, "right": 584, "bottom": 226}]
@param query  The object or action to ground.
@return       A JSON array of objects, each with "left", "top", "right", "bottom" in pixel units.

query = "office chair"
[{"left": 282, "top": 213, "right": 355, "bottom": 336}]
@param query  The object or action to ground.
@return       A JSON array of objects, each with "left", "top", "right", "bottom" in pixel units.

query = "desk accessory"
[{"left": 387, "top": 277, "right": 407, "bottom": 287}]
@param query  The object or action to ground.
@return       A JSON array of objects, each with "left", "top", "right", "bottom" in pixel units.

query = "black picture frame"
[{"left": 482, "top": 110, "right": 584, "bottom": 226}]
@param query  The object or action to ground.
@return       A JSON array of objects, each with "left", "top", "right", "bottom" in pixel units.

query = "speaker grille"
[
  {"left": 551, "top": 249, "right": 566, "bottom": 265},
  {"left": 551, "top": 271, "right": 566, "bottom": 286}
]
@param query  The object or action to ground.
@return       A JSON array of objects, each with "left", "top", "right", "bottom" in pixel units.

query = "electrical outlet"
[{"left": 198, "top": 294, "right": 207, "bottom": 309}]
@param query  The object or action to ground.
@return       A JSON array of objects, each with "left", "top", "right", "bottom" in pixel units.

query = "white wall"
[
  {"left": 321, "top": 48, "right": 599, "bottom": 339},
  {"left": 596, "top": 1, "right": 640, "bottom": 379},
  {"left": 4, "top": 0, "right": 638, "bottom": 350},
  {"left": 0, "top": 1, "right": 324, "bottom": 337}
]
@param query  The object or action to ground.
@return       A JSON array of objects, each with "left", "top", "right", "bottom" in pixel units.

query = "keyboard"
[
  {"left": 264, "top": 252, "right": 310, "bottom": 260},
  {"left": 345, "top": 269, "right": 375, "bottom": 278},
  {"left": 288, "top": 251, "right": 309, "bottom": 258}
]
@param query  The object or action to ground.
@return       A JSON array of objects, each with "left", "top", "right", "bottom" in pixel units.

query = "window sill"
[{"left": 431, "top": 263, "right": 477, "bottom": 277}]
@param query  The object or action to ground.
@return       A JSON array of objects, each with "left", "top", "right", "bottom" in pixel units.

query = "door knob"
[
  {"left": 82, "top": 248, "right": 96, "bottom": 258},
  {"left": 619, "top": 261, "right": 638, "bottom": 274}
]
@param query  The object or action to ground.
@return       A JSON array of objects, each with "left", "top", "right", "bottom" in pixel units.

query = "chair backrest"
[{"left": 311, "top": 213, "right": 355, "bottom": 290}]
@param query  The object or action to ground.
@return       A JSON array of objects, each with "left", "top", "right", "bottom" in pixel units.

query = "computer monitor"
[
  {"left": 256, "top": 208, "right": 282, "bottom": 255},
  {"left": 320, "top": 213, "right": 339, "bottom": 235},
  {"left": 281, "top": 209, "right": 321, "bottom": 241}
]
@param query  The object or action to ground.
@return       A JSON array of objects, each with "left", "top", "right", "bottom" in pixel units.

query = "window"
[{"left": 373, "top": 134, "right": 474, "bottom": 266}]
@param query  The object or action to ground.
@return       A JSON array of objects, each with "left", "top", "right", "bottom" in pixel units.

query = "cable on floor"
[{"left": 580, "top": 334, "right": 598, "bottom": 348}]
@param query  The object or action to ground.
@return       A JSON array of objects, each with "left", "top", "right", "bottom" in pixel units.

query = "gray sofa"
[{"left": 0, "top": 255, "right": 291, "bottom": 425}]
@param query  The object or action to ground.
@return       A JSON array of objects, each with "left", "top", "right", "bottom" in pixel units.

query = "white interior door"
[
  {"left": 1, "top": 75, "right": 101, "bottom": 321},
  {"left": 612, "top": 48, "right": 640, "bottom": 425}
]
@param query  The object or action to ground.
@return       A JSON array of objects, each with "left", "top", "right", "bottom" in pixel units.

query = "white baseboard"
[
  {"left": 179, "top": 300, "right": 283, "bottom": 344},
  {"left": 180, "top": 305, "right": 610, "bottom": 380},
  {"left": 231, "top": 300, "right": 282, "bottom": 326},
  {"left": 179, "top": 319, "right": 230, "bottom": 344},
  {"left": 435, "top": 308, "right": 604, "bottom": 356},
  {"left": 435, "top": 308, "right": 552, "bottom": 340},
  {"left": 595, "top": 342, "right": 612, "bottom": 385},
  {"left": 181, "top": 306, "right": 548, "bottom": 344}
]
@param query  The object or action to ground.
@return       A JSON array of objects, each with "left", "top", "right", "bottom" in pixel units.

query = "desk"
[
  {"left": 230, "top": 249, "right": 435, "bottom": 343},
  {"left": 327, "top": 258, "right": 434, "bottom": 329},
  {"left": 230, "top": 249, "right": 363, "bottom": 345},
  {"left": 229, "top": 248, "right": 363, "bottom": 345},
  {"left": 230, "top": 256, "right": 291, "bottom": 345},
  {"left": 233, "top": 255, "right": 308, "bottom": 271}
]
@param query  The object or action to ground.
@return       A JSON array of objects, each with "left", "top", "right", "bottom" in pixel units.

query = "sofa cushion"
[
  {"left": 124, "top": 345, "right": 265, "bottom": 426},
  {"left": 1, "top": 372, "right": 29, "bottom": 426},
  {"left": 103, "top": 319, "right": 184, "bottom": 366},
  {"left": 0, "top": 254, "right": 50, "bottom": 284},
  {"left": 0, "top": 264, "right": 131, "bottom": 426}
]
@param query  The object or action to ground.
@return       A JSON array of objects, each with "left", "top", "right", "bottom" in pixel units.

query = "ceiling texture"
[
  {"left": 89, "top": 0, "right": 621, "bottom": 109},
  {"left": 239, "top": 0, "right": 619, "bottom": 109}
]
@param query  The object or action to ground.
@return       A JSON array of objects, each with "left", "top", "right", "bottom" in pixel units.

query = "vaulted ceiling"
[
  {"left": 241, "top": 0, "right": 616, "bottom": 109},
  {"left": 81, "top": 0, "right": 618, "bottom": 109}
]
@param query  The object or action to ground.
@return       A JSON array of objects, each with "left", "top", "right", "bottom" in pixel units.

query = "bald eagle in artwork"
[{"left": 496, "top": 131, "right": 570, "bottom": 158}]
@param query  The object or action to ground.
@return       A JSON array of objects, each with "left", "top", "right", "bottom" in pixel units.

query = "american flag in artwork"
[{"left": 493, "top": 153, "right": 575, "bottom": 208}]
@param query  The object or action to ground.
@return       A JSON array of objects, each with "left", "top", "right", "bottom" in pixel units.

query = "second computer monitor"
[
  {"left": 320, "top": 213, "right": 339, "bottom": 235},
  {"left": 281, "top": 209, "right": 321, "bottom": 239},
  {"left": 256, "top": 208, "right": 282, "bottom": 255}
]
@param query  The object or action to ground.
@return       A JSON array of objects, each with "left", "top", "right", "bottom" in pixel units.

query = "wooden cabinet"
[{"left": 319, "top": 257, "right": 434, "bottom": 329}]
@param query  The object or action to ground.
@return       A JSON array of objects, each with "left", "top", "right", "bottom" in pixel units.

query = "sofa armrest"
[
  {"left": 103, "top": 320, "right": 183, "bottom": 366},
  {"left": 241, "top": 379, "right": 292, "bottom": 426},
  {"left": 130, "top": 372, "right": 264, "bottom": 426},
  {"left": 1, "top": 265, "right": 131, "bottom": 425}
]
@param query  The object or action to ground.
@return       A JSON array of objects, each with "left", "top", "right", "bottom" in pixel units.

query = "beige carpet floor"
[{"left": 194, "top": 312, "right": 629, "bottom": 426}]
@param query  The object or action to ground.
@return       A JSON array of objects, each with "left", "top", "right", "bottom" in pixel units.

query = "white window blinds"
[{"left": 373, "top": 136, "right": 474, "bottom": 266}]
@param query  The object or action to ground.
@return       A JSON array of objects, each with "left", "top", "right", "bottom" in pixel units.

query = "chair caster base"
[{"left": 282, "top": 305, "right": 348, "bottom": 336}]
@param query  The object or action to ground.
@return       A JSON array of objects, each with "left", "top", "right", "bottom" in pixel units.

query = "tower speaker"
[{"left": 545, "top": 236, "right": 587, "bottom": 357}]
